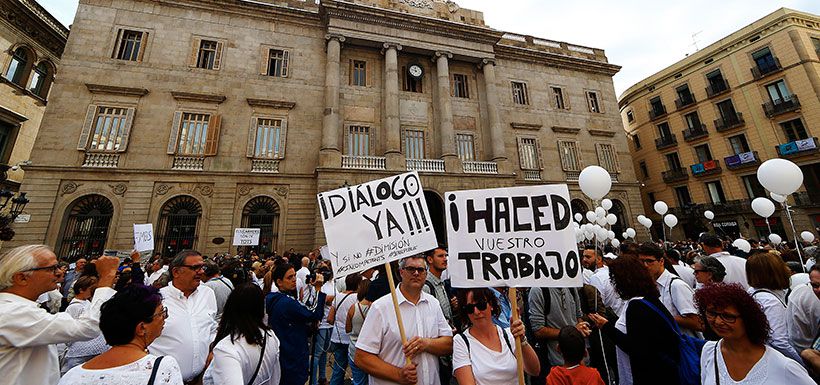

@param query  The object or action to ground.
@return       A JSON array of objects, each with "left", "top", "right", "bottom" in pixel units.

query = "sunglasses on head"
[{"left": 464, "top": 300, "right": 488, "bottom": 314}]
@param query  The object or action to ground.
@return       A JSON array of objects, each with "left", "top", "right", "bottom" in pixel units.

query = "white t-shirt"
[
  {"left": 318, "top": 282, "right": 336, "bottom": 329},
  {"left": 330, "top": 291, "right": 357, "bottom": 344},
  {"left": 452, "top": 326, "right": 517, "bottom": 385},
  {"left": 673, "top": 263, "right": 697, "bottom": 288},
  {"left": 749, "top": 288, "right": 804, "bottom": 364},
  {"left": 656, "top": 269, "right": 701, "bottom": 338},
  {"left": 700, "top": 340, "right": 814, "bottom": 385},
  {"left": 709, "top": 252, "right": 749, "bottom": 289},
  {"left": 203, "top": 329, "right": 280, "bottom": 385},
  {"left": 58, "top": 354, "right": 184, "bottom": 385},
  {"left": 786, "top": 283, "right": 820, "bottom": 352},
  {"left": 589, "top": 265, "right": 624, "bottom": 314}
]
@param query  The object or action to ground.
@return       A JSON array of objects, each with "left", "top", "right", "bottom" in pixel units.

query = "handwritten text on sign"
[
  {"left": 318, "top": 172, "right": 438, "bottom": 278},
  {"left": 446, "top": 184, "right": 581, "bottom": 288},
  {"left": 133, "top": 224, "right": 154, "bottom": 252},
  {"left": 233, "top": 228, "right": 261, "bottom": 246}
]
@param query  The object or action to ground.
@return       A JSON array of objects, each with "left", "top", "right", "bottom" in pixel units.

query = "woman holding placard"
[{"left": 452, "top": 288, "right": 540, "bottom": 385}]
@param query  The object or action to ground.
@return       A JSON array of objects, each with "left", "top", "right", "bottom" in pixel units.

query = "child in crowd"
[{"left": 546, "top": 326, "right": 605, "bottom": 385}]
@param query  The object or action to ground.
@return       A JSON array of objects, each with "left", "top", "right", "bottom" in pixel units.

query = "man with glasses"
[
  {"left": 149, "top": 250, "right": 217, "bottom": 384},
  {"left": 0, "top": 244, "right": 119, "bottom": 385},
  {"left": 355, "top": 255, "right": 453, "bottom": 385}
]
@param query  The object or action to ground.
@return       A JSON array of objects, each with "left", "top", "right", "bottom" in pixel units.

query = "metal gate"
[
  {"left": 57, "top": 195, "right": 113, "bottom": 260},
  {"left": 156, "top": 196, "right": 201, "bottom": 257},
  {"left": 241, "top": 196, "right": 279, "bottom": 255}
]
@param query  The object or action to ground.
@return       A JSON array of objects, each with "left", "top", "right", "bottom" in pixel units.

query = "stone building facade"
[
  {"left": 619, "top": 8, "right": 820, "bottom": 242},
  {"left": 0, "top": 0, "right": 66, "bottom": 190},
  {"left": 11, "top": 0, "right": 641, "bottom": 258}
]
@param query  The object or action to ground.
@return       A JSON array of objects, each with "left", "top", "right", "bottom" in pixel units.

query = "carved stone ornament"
[
  {"left": 275, "top": 186, "right": 289, "bottom": 198},
  {"left": 60, "top": 181, "right": 82, "bottom": 196},
  {"left": 198, "top": 185, "right": 214, "bottom": 197},
  {"left": 109, "top": 183, "right": 127, "bottom": 196},
  {"left": 399, "top": 0, "right": 433, "bottom": 10},
  {"left": 155, "top": 184, "right": 172, "bottom": 196},
  {"left": 238, "top": 185, "right": 253, "bottom": 197}
]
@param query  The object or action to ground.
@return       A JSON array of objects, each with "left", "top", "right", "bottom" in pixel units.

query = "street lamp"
[{"left": 0, "top": 164, "right": 30, "bottom": 241}]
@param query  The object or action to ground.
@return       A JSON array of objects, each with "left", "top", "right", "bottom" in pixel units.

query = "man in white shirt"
[
  {"left": 355, "top": 255, "right": 454, "bottom": 385},
  {"left": 149, "top": 250, "right": 218, "bottom": 383},
  {"left": 145, "top": 254, "right": 169, "bottom": 287},
  {"left": 700, "top": 233, "right": 749, "bottom": 289},
  {"left": 586, "top": 247, "right": 624, "bottom": 314},
  {"left": 0, "top": 245, "right": 119, "bottom": 385},
  {"left": 787, "top": 265, "right": 820, "bottom": 352},
  {"left": 295, "top": 256, "right": 310, "bottom": 301},
  {"left": 639, "top": 243, "right": 703, "bottom": 337}
]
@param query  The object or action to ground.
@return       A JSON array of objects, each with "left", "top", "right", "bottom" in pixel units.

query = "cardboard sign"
[
  {"left": 233, "top": 228, "right": 261, "bottom": 246},
  {"left": 133, "top": 224, "right": 154, "bottom": 252},
  {"left": 318, "top": 171, "right": 438, "bottom": 277},
  {"left": 446, "top": 184, "right": 582, "bottom": 288}
]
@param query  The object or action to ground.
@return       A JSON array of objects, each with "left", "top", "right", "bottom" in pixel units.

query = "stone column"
[
  {"left": 320, "top": 34, "right": 344, "bottom": 168},
  {"left": 383, "top": 42, "right": 404, "bottom": 171},
  {"left": 788, "top": 30, "right": 820, "bottom": 103},
  {"left": 434, "top": 51, "right": 459, "bottom": 172},
  {"left": 480, "top": 58, "right": 509, "bottom": 173}
]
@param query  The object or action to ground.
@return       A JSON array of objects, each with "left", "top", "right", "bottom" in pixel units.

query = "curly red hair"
[{"left": 694, "top": 283, "right": 770, "bottom": 345}]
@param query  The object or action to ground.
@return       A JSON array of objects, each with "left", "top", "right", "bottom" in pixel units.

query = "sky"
[{"left": 37, "top": 0, "right": 820, "bottom": 97}]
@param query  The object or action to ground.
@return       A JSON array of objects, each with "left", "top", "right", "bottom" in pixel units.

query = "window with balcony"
[
  {"left": 194, "top": 39, "right": 223, "bottom": 70},
  {"left": 351, "top": 60, "right": 367, "bottom": 86},
  {"left": 684, "top": 112, "right": 702, "bottom": 131},
  {"left": 780, "top": 118, "right": 808, "bottom": 142},
  {"left": 113, "top": 29, "right": 146, "bottom": 61},
  {"left": 558, "top": 140, "right": 581, "bottom": 171},
  {"left": 404, "top": 129, "right": 425, "bottom": 159},
  {"left": 633, "top": 134, "right": 641, "bottom": 149},
  {"left": 675, "top": 186, "right": 692, "bottom": 206},
  {"left": 752, "top": 47, "right": 779, "bottom": 77},
  {"left": 716, "top": 99, "right": 738, "bottom": 122},
  {"left": 402, "top": 66, "right": 422, "bottom": 93},
  {"left": 167, "top": 112, "right": 220, "bottom": 156},
  {"left": 728, "top": 134, "right": 750, "bottom": 154},
  {"left": 456, "top": 133, "right": 475, "bottom": 161},
  {"left": 649, "top": 96, "right": 666, "bottom": 118},
  {"left": 452, "top": 74, "right": 469, "bottom": 98},
  {"left": 742, "top": 175, "right": 766, "bottom": 199},
  {"left": 596, "top": 143, "right": 619, "bottom": 173},
  {"left": 346, "top": 125, "right": 370, "bottom": 156},
  {"left": 706, "top": 181, "right": 727, "bottom": 204},
  {"left": 511, "top": 81, "right": 529, "bottom": 105},
  {"left": 77, "top": 105, "right": 135, "bottom": 152},
  {"left": 765, "top": 80, "right": 791, "bottom": 105},
  {"left": 657, "top": 122, "right": 672, "bottom": 139},
  {"left": 675, "top": 84, "right": 695, "bottom": 108},
  {"left": 639, "top": 161, "right": 649, "bottom": 178},
  {"left": 666, "top": 153, "right": 682, "bottom": 170},
  {"left": 626, "top": 110, "right": 634, "bottom": 122},
  {"left": 587, "top": 91, "right": 601, "bottom": 113},
  {"left": 705, "top": 69, "right": 728, "bottom": 96},
  {"left": 517, "top": 137, "right": 540, "bottom": 170},
  {"left": 694, "top": 144, "right": 713, "bottom": 163},
  {"left": 552, "top": 87, "right": 567, "bottom": 110},
  {"left": 248, "top": 118, "right": 286, "bottom": 159},
  {"left": 266, "top": 49, "right": 290, "bottom": 77}
]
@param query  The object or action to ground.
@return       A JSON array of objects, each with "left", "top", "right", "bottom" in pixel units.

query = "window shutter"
[
  {"left": 259, "top": 46, "right": 269, "bottom": 75},
  {"left": 137, "top": 32, "right": 148, "bottom": 62},
  {"left": 77, "top": 105, "right": 97, "bottom": 150},
  {"left": 117, "top": 107, "right": 136, "bottom": 152},
  {"left": 574, "top": 141, "right": 582, "bottom": 170},
  {"left": 366, "top": 61, "right": 371, "bottom": 87},
  {"left": 167, "top": 111, "right": 182, "bottom": 154},
  {"left": 188, "top": 38, "right": 200, "bottom": 67},
  {"left": 204, "top": 115, "right": 221, "bottom": 156},
  {"left": 247, "top": 117, "right": 258, "bottom": 158},
  {"left": 112, "top": 29, "right": 124, "bottom": 58},
  {"left": 535, "top": 138, "right": 544, "bottom": 170},
  {"left": 516, "top": 137, "right": 526, "bottom": 169},
  {"left": 278, "top": 118, "right": 288, "bottom": 159},
  {"left": 450, "top": 74, "right": 455, "bottom": 97},
  {"left": 213, "top": 41, "right": 224, "bottom": 70},
  {"left": 281, "top": 50, "right": 289, "bottom": 77}
]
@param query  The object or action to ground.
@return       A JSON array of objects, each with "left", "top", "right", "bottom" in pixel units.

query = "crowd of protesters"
[{"left": 1, "top": 232, "right": 819, "bottom": 385}]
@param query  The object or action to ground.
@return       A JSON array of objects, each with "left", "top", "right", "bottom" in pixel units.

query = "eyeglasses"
[
  {"left": 181, "top": 264, "right": 206, "bottom": 271},
  {"left": 151, "top": 306, "right": 168, "bottom": 320},
  {"left": 705, "top": 309, "right": 738, "bottom": 324},
  {"left": 464, "top": 301, "right": 488, "bottom": 314},
  {"left": 693, "top": 269, "right": 709, "bottom": 273},
  {"left": 638, "top": 258, "right": 659, "bottom": 265},
  {"left": 402, "top": 266, "right": 427, "bottom": 275},
  {"left": 24, "top": 264, "right": 61, "bottom": 274}
]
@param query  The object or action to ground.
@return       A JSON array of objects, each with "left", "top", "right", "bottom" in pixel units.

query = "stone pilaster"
[
  {"left": 320, "top": 34, "right": 345, "bottom": 168},
  {"left": 383, "top": 42, "right": 405, "bottom": 171},
  {"left": 480, "top": 58, "right": 509, "bottom": 173},
  {"left": 434, "top": 51, "right": 459, "bottom": 172}
]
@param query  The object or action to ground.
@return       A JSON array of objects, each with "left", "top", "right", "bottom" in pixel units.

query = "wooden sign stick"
[
  {"left": 384, "top": 262, "right": 413, "bottom": 368},
  {"left": 509, "top": 287, "right": 526, "bottom": 385}
]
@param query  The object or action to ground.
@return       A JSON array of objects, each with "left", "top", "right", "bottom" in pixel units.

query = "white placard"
[
  {"left": 319, "top": 171, "right": 438, "bottom": 278},
  {"left": 233, "top": 228, "right": 261, "bottom": 246},
  {"left": 133, "top": 224, "right": 154, "bottom": 252},
  {"left": 446, "top": 184, "right": 582, "bottom": 288},
  {"left": 14, "top": 214, "right": 30, "bottom": 223}
]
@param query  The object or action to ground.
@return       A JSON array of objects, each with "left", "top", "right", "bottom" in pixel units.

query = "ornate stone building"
[
  {"left": 11, "top": 0, "right": 640, "bottom": 258},
  {"left": 0, "top": 0, "right": 65, "bottom": 190},
  {"left": 619, "top": 8, "right": 820, "bottom": 241}
]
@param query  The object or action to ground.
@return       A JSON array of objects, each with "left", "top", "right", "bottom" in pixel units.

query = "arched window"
[
  {"left": 610, "top": 199, "right": 628, "bottom": 239},
  {"left": 57, "top": 195, "right": 114, "bottom": 260},
  {"left": 571, "top": 199, "right": 589, "bottom": 218},
  {"left": 156, "top": 196, "right": 201, "bottom": 257},
  {"left": 241, "top": 196, "right": 280, "bottom": 255},
  {"left": 5, "top": 47, "right": 32, "bottom": 86},
  {"left": 28, "top": 61, "right": 53, "bottom": 98}
]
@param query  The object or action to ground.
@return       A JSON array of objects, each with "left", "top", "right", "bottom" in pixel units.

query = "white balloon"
[
  {"left": 622, "top": 232, "right": 628, "bottom": 239},
  {"left": 626, "top": 228, "right": 636, "bottom": 238},
  {"left": 578, "top": 165, "right": 612, "bottom": 200},
  {"left": 704, "top": 210, "right": 714, "bottom": 220},
  {"left": 732, "top": 239, "right": 751, "bottom": 253},
  {"left": 573, "top": 222, "right": 580, "bottom": 229},
  {"left": 586, "top": 211, "right": 596, "bottom": 223},
  {"left": 585, "top": 231, "right": 594, "bottom": 241},
  {"left": 576, "top": 232, "right": 585, "bottom": 243},
  {"left": 611, "top": 239, "right": 621, "bottom": 248},
  {"left": 607, "top": 230, "right": 616, "bottom": 240},
  {"left": 574, "top": 213, "right": 583, "bottom": 222},
  {"left": 596, "top": 217, "right": 608, "bottom": 226},
  {"left": 606, "top": 213, "right": 617, "bottom": 225},
  {"left": 757, "top": 159, "right": 804, "bottom": 196},
  {"left": 751, "top": 197, "right": 775, "bottom": 218},
  {"left": 769, "top": 233, "right": 782, "bottom": 245},
  {"left": 601, "top": 199, "right": 613, "bottom": 211},
  {"left": 654, "top": 201, "right": 668, "bottom": 216},
  {"left": 637, "top": 214, "right": 647, "bottom": 222},
  {"left": 641, "top": 218, "right": 653, "bottom": 228},
  {"left": 664, "top": 214, "right": 678, "bottom": 228},
  {"left": 801, "top": 231, "right": 815, "bottom": 243},
  {"left": 769, "top": 192, "right": 787, "bottom": 203},
  {"left": 595, "top": 207, "right": 606, "bottom": 219}
]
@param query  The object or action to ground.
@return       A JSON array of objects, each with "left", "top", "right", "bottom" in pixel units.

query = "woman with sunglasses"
[
  {"left": 452, "top": 288, "right": 540, "bottom": 385},
  {"left": 695, "top": 283, "right": 813, "bottom": 384},
  {"left": 59, "top": 284, "right": 183, "bottom": 385}
]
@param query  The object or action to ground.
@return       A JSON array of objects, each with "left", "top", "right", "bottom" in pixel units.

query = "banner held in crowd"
[
  {"left": 232, "top": 228, "right": 261, "bottom": 246},
  {"left": 133, "top": 223, "right": 154, "bottom": 252},
  {"left": 446, "top": 184, "right": 582, "bottom": 288},
  {"left": 318, "top": 171, "right": 438, "bottom": 277}
]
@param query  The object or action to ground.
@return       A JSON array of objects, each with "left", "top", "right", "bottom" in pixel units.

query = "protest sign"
[
  {"left": 318, "top": 171, "right": 438, "bottom": 277},
  {"left": 446, "top": 184, "right": 581, "bottom": 288},
  {"left": 133, "top": 224, "right": 154, "bottom": 252},
  {"left": 233, "top": 228, "right": 261, "bottom": 246}
]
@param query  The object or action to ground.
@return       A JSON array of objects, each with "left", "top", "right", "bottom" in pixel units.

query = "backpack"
[{"left": 640, "top": 299, "right": 706, "bottom": 385}]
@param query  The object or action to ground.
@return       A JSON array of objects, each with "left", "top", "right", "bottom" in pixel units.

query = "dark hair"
[
  {"left": 746, "top": 252, "right": 790, "bottom": 290},
  {"left": 557, "top": 325, "right": 586, "bottom": 365},
  {"left": 619, "top": 242, "right": 640, "bottom": 258},
  {"left": 697, "top": 257, "right": 726, "bottom": 282},
  {"left": 73, "top": 275, "right": 98, "bottom": 294},
  {"left": 99, "top": 284, "right": 162, "bottom": 346},
  {"left": 638, "top": 242, "right": 664, "bottom": 260},
  {"left": 170, "top": 250, "right": 202, "bottom": 280},
  {"left": 345, "top": 273, "right": 363, "bottom": 293},
  {"left": 114, "top": 270, "right": 133, "bottom": 291},
  {"left": 694, "top": 283, "right": 770, "bottom": 345},
  {"left": 699, "top": 234, "right": 723, "bottom": 248},
  {"left": 811, "top": 264, "right": 820, "bottom": 275},
  {"left": 272, "top": 263, "right": 294, "bottom": 289},
  {"left": 456, "top": 288, "right": 500, "bottom": 323},
  {"left": 213, "top": 283, "right": 268, "bottom": 347},
  {"left": 609, "top": 255, "right": 659, "bottom": 299},
  {"left": 203, "top": 260, "right": 220, "bottom": 277},
  {"left": 356, "top": 278, "right": 371, "bottom": 301}
]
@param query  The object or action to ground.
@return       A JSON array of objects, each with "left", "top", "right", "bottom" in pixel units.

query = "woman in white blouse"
[
  {"left": 453, "top": 288, "right": 539, "bottom": 385},
  {"left": 61, "top": 276, "right": 109, "bottom": 374},
  {"left": 205, "top": 283, "right": 280, "bottom": 385},
  {"left": 695, "top": 283, "right": 814, "bottom": 385}
]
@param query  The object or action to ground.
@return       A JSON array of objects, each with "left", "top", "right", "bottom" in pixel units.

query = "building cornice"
[
  {"left": 495, "top": 44, "right": 621, "bottom": 76},
  {"left": 86, "top": 83, "right": 149, "bottom": 97},
  {"left": 156, "top": 0, "right": 322, "bottom": 28},
  {"left": 0, "top": 0, "right": 68, "bottom": 57},
  {"left": 171, "top": 91, "right": 227, "bottom": 104},
  {"left": 511, "top": 122, "right": 542, "bottom": 130},
  {"left": 246, "top": 98, "right": 296, "bottom": 109},
  {"left": 588, "top": 129, "right": 616, "bottom": 137},
  {"left": 551, "top": 126, "right": 580, "bottom": 134}
]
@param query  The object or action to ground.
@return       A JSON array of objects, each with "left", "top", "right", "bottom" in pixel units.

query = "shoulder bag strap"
[
  {"left": 500, "top": 326, "right": 513, "bottom": 354},
  {"left": 752, "top": 289, "right": 786, "bottom": 308},
  {"left": 217, "top": 277, "right": 234, "bottom": 290},
  {"left": 458, "top": 332, "right": 470, "bottom": 353},
  {"left": 147, "top": 356, "right": 164, "bottom": 385},
  {"left": 713, "top": 341, "right": 720, "bottom": 385},
  {"left": 639, "top": 298, "right": 682, "bottom": 337},
  {"left": 247, "top": 332, "right": 267, "bottom": 385}
]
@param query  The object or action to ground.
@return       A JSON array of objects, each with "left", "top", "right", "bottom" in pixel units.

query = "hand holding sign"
[{"left": 133, "top": 224, "right": 154, "bottom": 252}]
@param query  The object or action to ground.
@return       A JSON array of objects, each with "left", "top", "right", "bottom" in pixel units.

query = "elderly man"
[
  {"left": 0, "top": 245, "right": 119, "bottom": 385},
  {"left": 700, "top": 233, "right": 748, "bottom": 288},
  {"left": 60, "top": 257, "right": 86, "bottom": 300},
  {"left": 355, "top": 255, "right": 453, "bottom": 385},
  {"left": 149, "top": 250, "right": 217, "bottom": 384}
]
